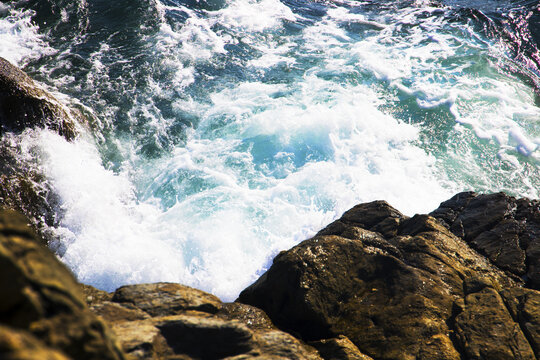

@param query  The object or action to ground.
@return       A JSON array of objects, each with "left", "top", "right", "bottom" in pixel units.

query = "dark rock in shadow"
[
  {"left": 0, "top": 57, "right": 76, "bottom": 140},
  {"left": 431, "top": 191, "right": 540, "bottom": 289},
  {"left": 0, "top": 57, "right": 85, "bottom": 236}
]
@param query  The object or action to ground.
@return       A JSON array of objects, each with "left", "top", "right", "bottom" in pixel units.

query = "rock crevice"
[{"left": 239, "top": 194, "right": 540, "bottom": 360}]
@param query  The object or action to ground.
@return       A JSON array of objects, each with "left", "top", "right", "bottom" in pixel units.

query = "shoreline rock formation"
[
  {"left": 0, "top": 56, "right": 81, "bottom": 236},
  {"left": 0, "top": 57, "right": 76, "bottom": 140},
  {"left": 1, "top": 55, "right": 540, "bottom": 360},
  {"left": 1, "top": 192, "right": 540, "bottom": 359},
  {"left": 238, "top": 193, "right": 540, "bottom": 360}
]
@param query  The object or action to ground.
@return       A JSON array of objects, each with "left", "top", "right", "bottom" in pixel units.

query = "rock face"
[
  {"left": 239, "top": 195, "right": 540, "bottom": 360},
  {"left": 430, "top": 191, "right": 540, "bottom": 288},
  {"left": 0, "top": 57, "right": 75, "bottom": 140},
  {"left": 3, "top": 191, "right": 540, "bottom": 359},
  {"left": 0, "top": 57, "right": 79, "bottom": 233},
  {"left": 0, "top": 209, "right": 124, "bottom": 360},
  {"left": 83, "top": 283, "right": 327, "bottom": 359}
]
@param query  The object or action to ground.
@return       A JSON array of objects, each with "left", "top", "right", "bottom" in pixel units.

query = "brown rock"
[
  {"left": 431, "top": 191, "right": 540, "bottom": 289},
  {"left": 110, "top": 313, "right": 322, "bottom": 360},
  {"left": 0, "top": 57, "right": 76, "bottom": 140},
  {"left": 111, "top": 282, "right": 223, "bottom": 316},
  {"left": 311, "top": 335, "right": 374, "bottom": 360},
  {"left": 0, "top": 174, "right": 58, "bottom": 239},
  {"left": 218, "top": 302, "right": 276, "bottom": 331},
  {"left": 501, "top": 287, "right": 540, "bottom": 355},
  {"left": 82, "top": 284, "right": 113, "bottom": 306},
  {"left": 0, "top": 57, "right": 85, "bottom": 234},
  {"left": 156, "top": 315, "right": 254, "bottom": 359},
  {"left": 245, "top": 328, "right": 322, "bottom": 360},
  {"left": 471, "top": 219, "right": 526, "bottom": 274},
  {"left": 454, "top": 287, "right": 535, "bottom": 359},
  {"left": 0, "top": 324, "right": 70, "bottom": 360},
  {"left": 0, "top": 209, "right": 124, "bottom": 360},
  {"left": 90, "top": 302, "right": 151, "bottom": 322},
  {"left": 90, "top": 281, "right": 321, "bottom": 359},
  {"left": 110, "top": 318, "right": 164, "bottom": 359},
  {"left": 238, "top": 200, "right": 532, "bottom": 359}
]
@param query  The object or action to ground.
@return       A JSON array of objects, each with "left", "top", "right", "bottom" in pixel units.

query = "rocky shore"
[
  {"left": 1, "top": 57, "right": 540, "bottom": 359},
  {"left": 2, "top": 192, "right": 540, "bottom": 360}
]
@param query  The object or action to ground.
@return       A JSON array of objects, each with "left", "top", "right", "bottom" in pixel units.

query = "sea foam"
[{"left": 2, "top": 0, "right": 540, "bottom": 301}]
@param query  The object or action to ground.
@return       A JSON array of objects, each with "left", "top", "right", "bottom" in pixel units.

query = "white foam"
[
  {"left": 0, "top": 8, "right": 55, "bottom": 66},
  {"left": 29, "top": 131, "right": 186, "bottom": 290},
  {"left": 30, "top": 68, "right": 454, "bottom": 300},
  {"left": 22, "top": 0, "right": 540, "bottom": 302},
  {"left": 215, "top": 0, "right": 297, "bottom": 32}
]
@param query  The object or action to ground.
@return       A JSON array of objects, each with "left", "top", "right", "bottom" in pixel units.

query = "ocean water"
[{"left": 1, "top": 0, "right": 539, "bottom": 300}]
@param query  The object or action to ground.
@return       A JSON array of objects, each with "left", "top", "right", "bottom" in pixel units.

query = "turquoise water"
[{"left": 1, "top": 0, "right": 539, "bottom": 300}]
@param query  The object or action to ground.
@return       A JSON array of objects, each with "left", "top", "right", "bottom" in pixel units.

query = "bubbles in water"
[
  {"left": 0, "top": 7, "right": 55, "bottom": 66},
  {"left": 2, "top": 0, "right": 540, "bottom": 300}
]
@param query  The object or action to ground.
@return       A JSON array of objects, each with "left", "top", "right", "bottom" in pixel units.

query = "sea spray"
[{"left": 1, "top": 0, "right": 539, "bottom": 300}]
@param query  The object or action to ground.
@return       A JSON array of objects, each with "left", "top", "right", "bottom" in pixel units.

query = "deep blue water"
[{"left": 1, "top": 0, "right": 539, "bottom": 299}]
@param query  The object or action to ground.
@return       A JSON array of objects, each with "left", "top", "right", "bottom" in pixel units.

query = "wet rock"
[
  {"left": 0, "top": 57, "right": 76, "bottom": 140},
  {"left": 218, "top": 302, "right": 276, "bottom": 331},
  {"left": 82, "top": 284, "right": 113, "bottom": 306},
  {"left": 431, "top": 191, "right": 540, "bottom": 289},
  {"left": 238, "top": 199, "right": 537, "bottom": 359},
  {"left": 471, "top": 219, "right": 526, "bottom": 274},
  {"left": 501, "top": 287, "right": 540, "bottom": 355},
  {"left": 319, "top": 200, "right": 407, "bottom": 239},
  {"left": 0, "top": 209, "right": 125, "bottom": 360},
  {"left": 157, "top": 315, "right": 254, "bottom": 359},
  {"left": 5, "top": 189, "right": 540, "bottom": 360},
  {"left": 109, "top": 312, "right": 323, "bottom": 360},
  {"left": 90, "top": 302, "right": 151, "bottom": 322},
  {"left": 0, "top": 173, "right": 58, "bottom": 239},
  {"left": 0, "top": 57, "right": 83, "bottom": 234},
  {"left": 245, "top": 328, "right": 322, "bottom": 360}
]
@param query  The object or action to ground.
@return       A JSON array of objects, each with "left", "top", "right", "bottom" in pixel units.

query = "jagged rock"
[
  {"left": 244, "top": 328, "right": 322, "bottom": 360},
  {"left": 82, "top": 284, "right": 113, "bottom": 305},
  {"left": 0, "top": 209, "right": 125, "bottom": 360},
  {"left": 157, "top": 315, "right": 254, "bottom": 358},
  {"left": 0, "top": 57, "right": 76, "bottom": 140},
  {"left": 90, "top": 301, "right": 151, "bottom": 322},
  {"left": 311, "top": 335, "right": 374, "bottom": 360},
  {"left": 238, "top": 199, "right": 538, "bottom": 360},
  {"left": 82, "top": 285, "right": 152, "bottom": 323},
  {"left": 5, "top": 191, "right": 540, "bottom": 360},
  {"left": 109, "top": 314, "right": 323, "bottom": 360},
  {"left": 431, "top": 192, "right": 540, "bottom": 288},
  {"left": 0, "top": 56, "right": 82, "bottom": 234},
  {"left": 500, "top": 287, "right": 540, "bottom": 355},
  {"left": 218, "top": 302, "right": 276, "bottom": 331},
  {"left": 454, "top": 287, "right": 535, "bottom": 359},
  {"left": 0, "top": 325, "right": 70, "bottom": 360},
  {"left": 91, "top": 282, "right": 322, "bottom": 359},
  {"left": 0, "top": 173, "right": 59, "bottom": 241}
]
